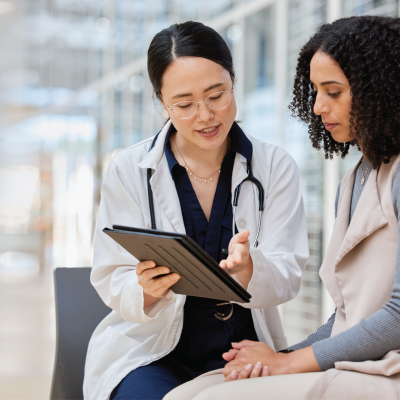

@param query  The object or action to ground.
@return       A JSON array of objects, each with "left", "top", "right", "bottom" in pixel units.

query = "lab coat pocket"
[{"left": 103, "top": 326, "right": 141, "bottom": 349}]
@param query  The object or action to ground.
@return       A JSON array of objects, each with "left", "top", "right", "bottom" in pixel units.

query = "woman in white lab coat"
[{"left": 83, "top": 21, "right": 308, "bottom": 400}]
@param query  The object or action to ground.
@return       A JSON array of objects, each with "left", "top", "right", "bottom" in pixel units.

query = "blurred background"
[{"left": 0, "top": 0, "right": 398, "bottom": 398}]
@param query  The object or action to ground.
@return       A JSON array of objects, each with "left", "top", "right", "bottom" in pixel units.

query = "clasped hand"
[
  {"left": 222, "top": 341, "right": 320, "bottom": 381},
  {"left": 222, "top": 340, "right": 287, "bottom": 381}
]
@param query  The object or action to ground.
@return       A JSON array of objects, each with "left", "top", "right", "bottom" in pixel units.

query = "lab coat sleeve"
[
  {"left": 243, "top": 150, "right": 309, "bottom": 309},
  {"left": 90, "top": 159, "right": 173, "bottom": 323}
]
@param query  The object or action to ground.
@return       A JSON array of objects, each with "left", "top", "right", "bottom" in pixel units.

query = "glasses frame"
[{"left": 161, "top": 90, "right": 234, "bottom": 120}]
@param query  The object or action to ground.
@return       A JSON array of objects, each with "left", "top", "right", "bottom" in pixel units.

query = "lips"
[
  {"left": 195, "top": 124, "right": 221, "bottom": 138},
  {"left": 324, "top": 123, "right": 339, "bottom": 131}
]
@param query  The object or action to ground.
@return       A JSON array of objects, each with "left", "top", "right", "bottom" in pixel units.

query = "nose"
[
  {"left": 196, "top": 101, "right": 214, "bottom": 122},
  {"left": 313, "top": 93, "right": 329, "bottom": 116}
]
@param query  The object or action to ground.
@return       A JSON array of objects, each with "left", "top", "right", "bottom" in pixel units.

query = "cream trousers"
[{"left": 163, "top": 372, "right": 323, "bottom": 400}]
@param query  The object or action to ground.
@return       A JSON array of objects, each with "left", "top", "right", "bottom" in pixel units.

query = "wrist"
[
  {"left": 284, "top": 347, "right": 321, "bottom": 374},
  {"left": 236, "top": 256, "right": 253, "bottom": 289},
  {"left": 275, "top": 352, "right": 293, "bottom": 374},
  {"left": 143, "top": 291, "right": 162, "bottom": 308}
]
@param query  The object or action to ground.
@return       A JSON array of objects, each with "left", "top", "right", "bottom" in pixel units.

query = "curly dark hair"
[{"left": 289, "top": 16, "right": 400, "bottom": 168}]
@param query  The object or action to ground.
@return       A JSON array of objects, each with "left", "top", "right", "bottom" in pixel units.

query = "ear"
[
  {"left": 157, "top": 92, "right": 170, "bottom": 120},
  {"left": 156, "top": 92, "right": 164, "bottom": 106},
  {"left": 162, "top": 108, "right": 169, "bottom": 119}
]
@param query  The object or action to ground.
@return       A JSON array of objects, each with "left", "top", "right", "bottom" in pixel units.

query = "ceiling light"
[
  {"left": 227, "top": 24, "right": 242, "bottom": 43},
  {"left": 95, "top": 17, "right": 110, "bottom": 32}
]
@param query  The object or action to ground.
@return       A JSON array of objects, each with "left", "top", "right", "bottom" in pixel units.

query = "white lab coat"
[{"left": 83, "top": 120, "right": 309, "bottom": 400}]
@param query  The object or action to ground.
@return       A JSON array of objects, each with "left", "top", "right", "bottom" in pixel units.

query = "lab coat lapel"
[
  {"left": 231, "top": 153, "right": 248, "bottom": 191},
  {"left": 137, "top": 120, "right": 185, "bottom": 234},
  {"left": 150, "top": 158, "right": 185, "bottom": 234},
  {"left": 137, "top": 120, "right": 172, "bottom": 170}
]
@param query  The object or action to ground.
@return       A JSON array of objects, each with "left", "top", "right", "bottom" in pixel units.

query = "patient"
[{"left": 163, "top": 15, "right": 400, "bottom": 400}]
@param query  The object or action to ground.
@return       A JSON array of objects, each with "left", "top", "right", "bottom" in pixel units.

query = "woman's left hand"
[
  {"left": 222, "top": 340, "right": 321, "bottom": 382},
  {"left": 222, "top": 340, "right": 286, "bottom": 381},
  {"left": 220, "top": 230, "right": 253, "bottom": 288}
]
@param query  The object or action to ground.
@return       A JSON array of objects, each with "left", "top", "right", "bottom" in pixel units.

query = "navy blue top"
[
  {"left": 163, "top": 122, "right": 258, "bottom": 374},
  {"left": 164, "top": 121, "right": 253, "bottom": 263}
]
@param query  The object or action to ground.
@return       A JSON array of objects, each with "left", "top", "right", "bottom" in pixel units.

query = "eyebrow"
[
  {"left": 320, "top": 80, "right": 345, "bottom": 86},
  {"left": 310, "top": 80, "right": 346, "bottom": 87},
  {"left": 171, "top": 82, "right": 225, "bottom": 100}
]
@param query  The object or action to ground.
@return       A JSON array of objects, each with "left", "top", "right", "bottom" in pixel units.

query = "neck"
[{"left": 171, "top": 131, "right": 230, "bottom": 169}]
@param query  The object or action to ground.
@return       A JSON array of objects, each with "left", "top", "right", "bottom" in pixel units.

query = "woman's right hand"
[{"left": 136, "top": 261, "right": 180, "bottom": 307}]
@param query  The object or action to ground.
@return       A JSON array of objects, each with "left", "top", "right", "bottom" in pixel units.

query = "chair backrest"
[{"left": 50, "top": 267, "right": 111, "bottom": 400}]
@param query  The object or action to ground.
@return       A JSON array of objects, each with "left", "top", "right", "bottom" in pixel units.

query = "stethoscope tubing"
[{"left": 147, "top": 133, "right": 264, "bottom": 248}]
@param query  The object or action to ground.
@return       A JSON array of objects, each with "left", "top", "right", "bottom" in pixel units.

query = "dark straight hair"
[{"left": 147, "top": 21, "right": 235, "bottom": 96}]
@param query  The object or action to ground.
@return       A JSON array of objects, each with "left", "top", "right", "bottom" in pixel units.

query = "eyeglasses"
[{"left": 162, "top": 90, "right": 234, "bottom": 120}]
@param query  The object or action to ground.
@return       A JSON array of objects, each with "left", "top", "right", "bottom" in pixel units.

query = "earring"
[{"left": 162, "top": 108, "right": 169, "bottom": 119}]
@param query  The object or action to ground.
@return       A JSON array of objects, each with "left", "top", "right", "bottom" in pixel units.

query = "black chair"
[{"left": 50, "top": 267, "right": 111, "bottom": 400}]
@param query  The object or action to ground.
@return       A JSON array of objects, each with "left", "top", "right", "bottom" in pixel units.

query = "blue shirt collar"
[{"left": 164, "top": 121, "right": 253, "bottom": 177}]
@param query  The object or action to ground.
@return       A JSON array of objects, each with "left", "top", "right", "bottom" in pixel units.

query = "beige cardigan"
[{"left": 304, "top": 155, "right": 400, "bottom": 399}]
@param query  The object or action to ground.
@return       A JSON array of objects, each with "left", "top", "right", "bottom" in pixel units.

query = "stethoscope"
[{"left": 147, "top": 132, "right": 265, "bottom": 248}]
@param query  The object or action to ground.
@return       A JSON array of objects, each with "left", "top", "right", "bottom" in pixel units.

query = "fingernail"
[
  {"left": 163, "top": 268, "right": 169, "bottom": 274},
  {"left": 255, "top": 361, "right": 262, "bottom": 368},
  {"left": 244, "top": 363, "right": 252, "bottom": 371},
  {"left": 263, "top": 366, "right": 269, "bottom": 375},
  {"left": 230, "top": 370, "right": 238, "bottom": 379}
]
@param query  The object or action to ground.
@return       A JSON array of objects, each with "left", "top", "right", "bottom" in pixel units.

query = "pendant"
[{"left": 361, "top": 177, "right": 365, "bottom": 186}]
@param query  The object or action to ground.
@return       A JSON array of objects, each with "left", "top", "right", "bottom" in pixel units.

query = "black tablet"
[{"left": 103, "top": 225, "right": 251, "bottom": 303}]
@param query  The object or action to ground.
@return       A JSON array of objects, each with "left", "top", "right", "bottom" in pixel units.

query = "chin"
[{"left": 331, "top": 131, "right": 352, "bottom": 144}]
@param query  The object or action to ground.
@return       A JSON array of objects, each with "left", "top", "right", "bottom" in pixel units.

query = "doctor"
[{"left": 83, "top": 21, "right": 308, "bottom": 400}]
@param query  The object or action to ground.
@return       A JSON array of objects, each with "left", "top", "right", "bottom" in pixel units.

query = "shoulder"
[
  {"left": 247, "top": 134, "right": 297, "bottom": 168},
  {"left": 102, "top": 136, "right": 155, "bottom": 194},
  {"left": 245, "top": 135, "right": 302, "bottom": 195},
  {"left": 112, "top": 136, "right": 154, "bottom": 166},
  {"left": 106, "top": 136, "right": 156, "bottom": 178}
]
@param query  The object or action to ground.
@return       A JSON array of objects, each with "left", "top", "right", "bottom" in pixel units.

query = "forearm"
[
  {"left": 312, "top": 299, "right": 400, "bottom": 370},
  {"left": 143, "top": 292, "right": 161, "bottom": 307},
  {"left": 235, "top": 256, "right": 253, "bottom": 290},
  {"left": 284, "top": 347, "right": 321, "bottom": 374}
]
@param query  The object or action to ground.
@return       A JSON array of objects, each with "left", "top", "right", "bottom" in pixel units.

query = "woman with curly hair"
[{"left": 163, "top": 15, "right": 400, "bottom": 400}]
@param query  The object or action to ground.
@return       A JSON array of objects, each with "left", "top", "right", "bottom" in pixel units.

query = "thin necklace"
[
  {"left": 360, "top": 157, "right": 371, "bottom": 186},
  {"left": 175, "top": 143, "right": 221, "bottom": 183}
]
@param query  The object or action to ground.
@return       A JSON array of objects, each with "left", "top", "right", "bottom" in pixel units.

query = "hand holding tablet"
[{"left": 103, "top": 225, "right": 251, "bottom": 303}]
